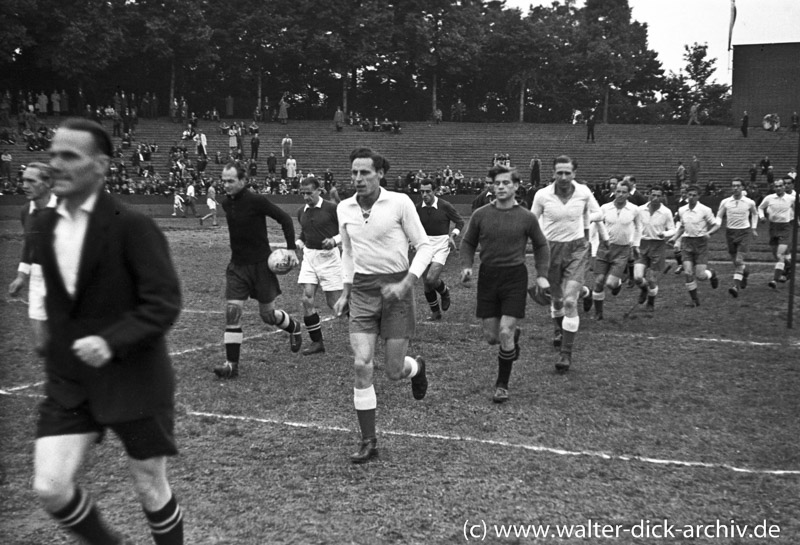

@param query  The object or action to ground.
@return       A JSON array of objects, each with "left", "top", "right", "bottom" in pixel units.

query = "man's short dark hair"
[
  {"left": 553, "top": 155, "right": 577, "bottom": 169},
  {"left": 487, "top": 163, "right": 520, "bottom": 183},
  {"left": 223, "top": 162, "right": 246, "bottom": 180},
  {"left": 301, "top": 176, "right": 321, "bottom": 190},
  {"left": 350, "top": 147, "right": 390, "bottom": 174},
  {"left": 24, "top": 162, "right": 53, "bottom": 186},
  {"left": 616, "top": 179, "right": 632, "bottom": 192},
  {"left": 58, "top": 117, "right": 113, "bottom": 157},
  {"left": 686, "top": 185, "right": 700, "bottom": 194}
]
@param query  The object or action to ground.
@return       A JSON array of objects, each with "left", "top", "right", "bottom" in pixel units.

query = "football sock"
[
  {"left": 592, "top": 290, "right": 604, "bottom": 314},
  {"left": 685, "top": 280, "right": 699, "bottom": 302},
  {"left": 50, "top": 487, "right": 120, "bottom": 544},
  {"left": 560, "top": 315, "right": 579, "bottom": 355},
  {"left": 434, "top": 280, "right": 449, "bottom": 297},
  {"left": 647, "top": 286, "right": 658, "bottom": 306},
  {"left": 304, "top": 313, "right": 323, "bottom": 343},
  {"left": 497, "top": 347, "right": 515, "bottom": 387},
  {"left": 144, "top": 494, "right": 184, "bottom": 545},
  {"left": 775, "top": 262, "right": 785, "bottom": 281},
  {"left": 424, "top": 289, "right": 440, "bottom": 314},
  {"left": 273, "top": 310, "right": 294, "bottom": 332},
  {"left": 354, "top": 386, "right": 377, "bottom": 440},
  {"left": 224, "top": 327, "right": 243, "bottom": 363},
  {"left": 733, "top": 272, "right": 743, "bottom": 288},
  {"left": 405, "top": 356, "right": 420, "bottom": 379}
]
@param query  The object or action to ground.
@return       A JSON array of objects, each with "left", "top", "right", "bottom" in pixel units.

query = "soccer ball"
[{"left": 268, "top": 249, "right": 295, "bottom": 275}]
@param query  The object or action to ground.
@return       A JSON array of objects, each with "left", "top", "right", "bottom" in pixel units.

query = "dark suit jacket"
[{"left": 36, "top": 191, "right": 181, "bottom": 424}]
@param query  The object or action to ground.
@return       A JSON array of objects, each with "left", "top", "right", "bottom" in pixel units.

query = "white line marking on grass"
[
  {"left": 170, "top": 316, "right": 335, "bottom": 356},
  {"left": 422, "top": 320, "right": 796, "bottom": 348},
  {"left": 187, "top": 410, "right": 800, "bottom": 476},
  {"left": 6, "top": 381, "right": 44, "bottom": 392}
]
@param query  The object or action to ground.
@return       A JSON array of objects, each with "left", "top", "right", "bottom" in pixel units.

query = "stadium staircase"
[{"left": 6, "top": 117, "right": 798, "bottom": 191}]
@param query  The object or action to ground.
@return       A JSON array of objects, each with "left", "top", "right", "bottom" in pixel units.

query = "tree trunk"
[
  {"left": 518, "top": 79, "right": 525, "bottom": 123},
  {"left": 169, "top": 60, "right": 176, "bottom": 117},
  {"left": 603, "top": 85, "right": 609, "bottom": 124},
  {"left": 257, "top": 72, "right": 262, "bottom": 115},
  {"left": 342, "top": 72, "right": 348, "bottom": 117},
  {"left": 432, "top": 72, "right": 438, "bottom": 120}
]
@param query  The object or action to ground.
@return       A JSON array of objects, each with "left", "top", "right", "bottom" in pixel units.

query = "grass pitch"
[{"left": 1, "top": 219, "right": 799, "bottom": 544}]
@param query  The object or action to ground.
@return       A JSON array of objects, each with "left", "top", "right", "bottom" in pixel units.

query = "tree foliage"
[{"left": 0, "top": 0, "right": 731, "bottom": 123}]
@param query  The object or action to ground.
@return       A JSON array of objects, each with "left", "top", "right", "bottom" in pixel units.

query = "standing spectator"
[
  {"left": 60, "top": 90, "right": 69, "bottom": 116},
  {"left": 334, "top": 106, "right": 345, "bottom": 132},
  {"left": 250, "top": 132, "right": 260, "bottom": 161},
  {"left": 675, "top": 160, "right": 686, "bottom": 189},
  {"left": 791, "top": 111, "right": 799, "bottom": 132},
  {"left": 1, "top": 149, "right": 11, "bottom": 183},
  {"left": 749, "top": 163, "right": 758, "bottom": 185},
  {"left": 586, "top": 113, "right": 596, "bottom": 142},
  {"left": 37, "top": 91, "right": 48, "bottom": 117},
  {"left": 285, "top": 155, "right": 297, "bottom": 185},
  {"left": 193, "top": 129, "right": 207, "bottom": 157},
  {"left": 529, "top": 155, "right": 541, "bottom": 188},
  {"left": 215, "top": 162, "right": 302, "bottom": 379},
  {"left": 151, "top": 93, "right": 159, "bottom": 118},
  {"left": 267, "top": 152, "right": 277, "bottom": 177},
  {"left": 227, "top": 125, "right": 237, "bottom": 152},
  {"left": 33, "top": 118, "right": 185, "bottom": 545},
  {"left": 689, "top": 155, "right": 700, "bottom": 184},
  {"left": 333, "top": 147, "right": 433, "bottom": 463},
  {"left": 760, "top": 156, "right": 771, "bottom": 179},
  {"left": 531, "top": 155, "right": 603, "bottom": 372},
  {"left": 281, "top": 134, "right": 293, "bottom": 158},
  {"left": 740, "top": 110, "right": 749, "bottom": 137},
  {"left": 687, "top": 103, "right": 700, "bottom": 125},
  {"left": 766, "top": 166, "right": 775, "bottom": 187},
  {"left": 277, "top": 94, "right": 289, "bottom": 125},
  {"left": 50, "top": 90, "right": 61, "bottom": 116}
]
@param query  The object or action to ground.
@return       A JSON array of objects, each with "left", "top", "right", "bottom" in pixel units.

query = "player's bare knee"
[
  {"left": 563, "top": 298, "right": 578, "bottom": 314},
  {"left": 33, "top": 473, "right": 71, "bottom": 508},
  {"left": 484, "top": 331, "right": 499, "bottom": 345},
  {"left": 225, "top": 303, "right": 242, "bottom": 326},
  {"left": 300, "top": 293, "right": 315, "bottom": 311}
]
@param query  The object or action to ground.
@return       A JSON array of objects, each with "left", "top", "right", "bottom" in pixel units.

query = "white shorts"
[
  {"left": 298, "top": 248, "right": 344, "bottom": 292},
  {"left": 28, "top": 264, "right": 48, "bottom": 321},
  {"left": 206, "top": 198, "right": 217, "bottom": 210},
  {"left": 429, "top": 235, "right": 451, "bottom": 266}
]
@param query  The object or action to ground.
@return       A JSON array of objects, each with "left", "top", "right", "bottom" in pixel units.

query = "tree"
[{"left": 662, "top": 43, "right": 731, "bottom": 124}]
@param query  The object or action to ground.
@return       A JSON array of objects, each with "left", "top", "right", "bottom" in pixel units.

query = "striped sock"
[
  {"left": 224, "top": 327, "right": 243, "bottom": 363},
  {"left": 304, "top": 313, "right": 323, "bottom": 343},
  {"left": 50, "top": 487, "right": 119, "bottom": 544},
  {"left": 497, "top": 347, "right": 515, "bottom": 387},
  {"left": 144, "top": 494, "right": 184, "bottom": 545}
]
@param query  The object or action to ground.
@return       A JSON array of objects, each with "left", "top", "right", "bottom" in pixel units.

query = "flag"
[{"left": 728, "top": 0, "right": 737, "bottom": 51}]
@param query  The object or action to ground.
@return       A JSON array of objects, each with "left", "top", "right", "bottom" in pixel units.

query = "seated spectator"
[
  {"left": 121, "top": 132, "right": 133, "bottom": 148},
  {"left": 360, "top": 118, "right": 371, "bottom": 132},
  {"left": 380, "top": 118, "right": 392, "bottom": 132},
  {"left": 181, "top": 124, "right": 196, "bottom": 140},
  {"left": 219, "top": 121, "right": 230, "bottom": 135},
  {"left": 249, "top": 120, "right": 259, "bottom": 134},
  {"left": 372, "top": 117, "right": 381, "bottom": 132},
  {"left": 212, "top": 108, "right": 220, "bottom": 121},
  {"left": 391, "top": 120, "right": 401, "bottom": 134}
]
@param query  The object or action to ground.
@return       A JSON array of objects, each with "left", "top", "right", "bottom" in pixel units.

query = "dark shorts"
[
  {"left": 769, "top": 222, "right": 790, "bottom": 247},
  {"left": 636, "top": 239, "right": 667, "bottom": 270},
  {"left": 547, "top": 238, "right": 590, "bottom": 287},
  {"left": 594, "top": 243, "right": 630, "bottom": 278},
  {"left": 349, "top": 271, "right": 416, "bottom": 339},
  {"left": 36, "top": 397, "right": 178, "bottom": 460},
  {"left": 726, "top": 228, "right": 751, "bottom": 256},
  {"left": 226, "top": 260, "right": 281, "bottom": 304},
  {"left": 476, "top": 263, "right": 528, "bottom": 319},
  {"left": 681, "top": 236, "right": 709, "bottom": 265}
]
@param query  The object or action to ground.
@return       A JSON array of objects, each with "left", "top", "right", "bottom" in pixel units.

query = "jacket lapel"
[{"left": 73, "top": 192, "right": 114, "bottom": 302}]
